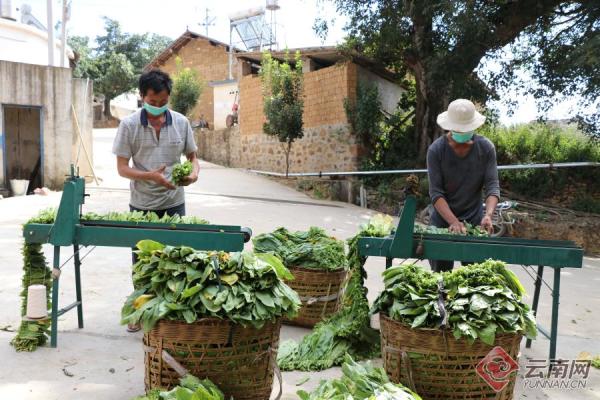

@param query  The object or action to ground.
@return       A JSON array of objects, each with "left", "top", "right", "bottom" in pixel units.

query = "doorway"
[{"left": 2, "top": 105, "right": 43, "bottom": 195}]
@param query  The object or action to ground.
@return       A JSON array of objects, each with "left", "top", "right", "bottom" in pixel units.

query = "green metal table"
[
  {"left": 23, "top": 172, "right": 252, "bottom": 348},
  {"left": 358, "top": 195, "right": 583, "bottom": 362}
]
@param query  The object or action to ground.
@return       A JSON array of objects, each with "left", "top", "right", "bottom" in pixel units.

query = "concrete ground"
[{"left": 0, "top": 128, "right": 598, "bottom": 399}]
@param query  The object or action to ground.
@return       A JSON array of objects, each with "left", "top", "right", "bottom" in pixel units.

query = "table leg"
[
  {"left": 50, "top": 246, "right": 60, "bottom": 348},
  {"left": 549, "top": 267, "right": 561, "bottom": 363},
  {"left": 386, "top": 258, "right": 392, "bottom": 269},
  {"left": 526, "top": 265, "right": 544, "bottom": 349},
  {"left": 74, "top": 244, "right": 84, "bottom": 329}
]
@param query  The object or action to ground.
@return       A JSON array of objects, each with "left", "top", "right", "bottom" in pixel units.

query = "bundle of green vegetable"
[
  {"left": 12, "top": 209, "right": 209, "bottom": 352},
  {"left": 372, "top": 260, "right": 537, "bottom": 345},
  {"left": 277, "top": 215, "right": 394, "bottom": 371},
  {"left": 121, "top": 240, "right": 301, "bottom": 331},
  {"left": 171, "top": 161, "right": 193, "bottom": 185},
  {"left": 133, "top": 374, "right": 223, "bottom": 400},
  {"left": 414, "top": 222, "right": 488, "bottom": 236},
  {"left": 297, "top": 355, "right": 422, "bottom": 400},
  {"left": 253, "top": 227, "right": 346, "bottom": 271}
]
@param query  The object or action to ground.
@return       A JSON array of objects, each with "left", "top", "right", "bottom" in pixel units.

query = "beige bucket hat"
[{"left": 436, "top": 99, "right": 486, "bottom": 132}]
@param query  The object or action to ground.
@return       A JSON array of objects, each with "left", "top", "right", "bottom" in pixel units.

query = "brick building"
[{"left": 147, "top": 33, "right": 405, "bottom": 173}]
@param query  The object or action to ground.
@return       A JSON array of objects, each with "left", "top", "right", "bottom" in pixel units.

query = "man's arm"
[
  {"left": 116, "top": 156, "right": 176, "bottom": 190},
  {"left": 480, "top": 144, "right": 501, "bottom": 233},
  {"left": 427, "top": 146, "right": 466, "bottom": 234}
]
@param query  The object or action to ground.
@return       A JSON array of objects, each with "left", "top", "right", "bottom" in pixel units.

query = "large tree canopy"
[
  {"left": 69, "top": 17, "right": 172, "bottom": 117},
  {"left": 320, "top": 1, "right": 599, "bottom": 159}
]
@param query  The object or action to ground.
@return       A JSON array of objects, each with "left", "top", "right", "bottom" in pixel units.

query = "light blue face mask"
[
  {"left": 143, "top": 102, "right": 168, "bottom": 116},
  {"left": 451, "top": 131, "right": 474, "bottom": 143}
]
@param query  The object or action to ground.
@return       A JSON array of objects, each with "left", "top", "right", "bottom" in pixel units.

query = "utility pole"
[
  {"left": 199, "top": 8, "right": 215, "bottom": 36},
  {"left": 60, "top": 0, "right": 70, "bottom": 67},
  {"left": 46, "top": 0, "right": 54, "bottom": 66}
]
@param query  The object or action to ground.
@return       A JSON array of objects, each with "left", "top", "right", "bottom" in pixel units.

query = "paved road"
[{"left": 0, "top": 129, "right": 598, "bottom": 399}]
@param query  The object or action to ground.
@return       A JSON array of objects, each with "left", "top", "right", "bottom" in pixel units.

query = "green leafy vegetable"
[
  {"left": 297, "top": 355, "right": 422, "bottom": 400},
  {"left": 253, "top": 227, "right": 346, "bottom": 271},
  {"left": 121, "top": 241, "right": 301, "bottom": 331},
  {"left": 414, "top": 222, "right": 489, "bottom": 237},
  {"left": 277, "top": 215, "right": 393, "bottom": 371},
  {"left": 131, "top": 373, "right": 224, "bottom": 400},
  {"left": 171, "top": 161, "right": 193, "bottom": 185},
  {"left": 372, "top": 259, "right": 537, "bottom": 345}
]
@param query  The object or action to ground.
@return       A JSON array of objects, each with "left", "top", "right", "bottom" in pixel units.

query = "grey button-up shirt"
[{"left": 112, "top": 109, "right": 198, "bottom": 210}]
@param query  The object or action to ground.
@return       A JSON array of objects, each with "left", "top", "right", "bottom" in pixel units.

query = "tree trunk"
[
  {"left": 104, "top": 97, "right": 112, "bottom": 119},
  {"left": 414, "top": 75, "right": 450, "bottom": 163},
  {"left": 284, "top": 141, "right": 292, "bottom": 177}
]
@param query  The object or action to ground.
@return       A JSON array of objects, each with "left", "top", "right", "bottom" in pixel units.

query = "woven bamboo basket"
[
  {"left": 144, "top": 317, "right": 281, "bottom": 400},
  {"left": 284, "top": 266, "right": 347, "bottom": 327},
  {"left": 380, "top": 314, "right": 522, "bottom": 400}
]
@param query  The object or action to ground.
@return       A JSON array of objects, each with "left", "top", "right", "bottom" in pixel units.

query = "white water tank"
[
  {"left": 266, "top": 0, "right": 280, "bottom": 11},
  {"left": 0, "top": 0, "right": 14, "bottom": 20}
]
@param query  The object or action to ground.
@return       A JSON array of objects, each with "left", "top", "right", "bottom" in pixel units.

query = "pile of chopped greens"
[
  {"left": 171, "top": 160, "right": 193, "bottom": 185},
  {"left": 372, "top": 259, "right": 537, "bottom": 345},
  {"left": 132, "top": 373, "right": 223, "bottom": 400},
  {"left": 277, "top": 215, "right": 394, "bottom": 371},
  {"left": 297, "top": 355, "right": 422, "bottom": 400},
  {"left": 253, "top": 227, "right": 346, "bottom": 271},
  {"left": 121, "top": 240, "right": 301, "bottom": 331},
  {"left": 12, "top": 209, "right": 209, "bottom": 352},
  {"left": 414, "top": 222, "right": 488, "bottom": 236}
]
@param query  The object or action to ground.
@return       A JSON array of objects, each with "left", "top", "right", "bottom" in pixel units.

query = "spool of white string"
[{"left": 26, "top": 284, "right": 48, "bottom": 319}]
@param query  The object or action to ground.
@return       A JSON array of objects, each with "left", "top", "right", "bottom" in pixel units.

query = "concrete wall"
[
  {"left": 0, "top": 60, "right": 93, "bottom": 191},
  {"left": 212, "top": 81, "right": 238, "bottom": 130},
  {"left": 157, "top": 37, "right": 237, "bottom": 129},
  {"left": 357, "top": 65, "right": 404, "bottom": 115}
]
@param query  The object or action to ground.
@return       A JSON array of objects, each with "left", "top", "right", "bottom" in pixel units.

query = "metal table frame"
[
  {"left": 23, "top": 172, "right": 251, "bottom": 348},
  {"left": 358, "top": 195, "right": 583, "bottom": 362}
]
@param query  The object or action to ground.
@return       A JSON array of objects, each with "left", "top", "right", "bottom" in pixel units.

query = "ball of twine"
[{"left": 26, "top": 284, "right": 48, "bottom": 319}]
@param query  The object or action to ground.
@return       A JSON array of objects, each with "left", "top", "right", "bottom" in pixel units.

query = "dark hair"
[{"left": 139, "top": 69, "right": 172, "bottom": 97}]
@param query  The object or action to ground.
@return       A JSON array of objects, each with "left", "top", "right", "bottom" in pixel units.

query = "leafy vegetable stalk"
[
  {"left": 297, "top": 355, "right": 422, "bottom": 400},
  {"left": 277, "top": 215, "right": 394, "bottom": 371},
  {"left": 132, "top": 373, "right": 223, "bottom": 400},
  {"left": 171, "top": 161, "right": 193, "bottom": 185}
]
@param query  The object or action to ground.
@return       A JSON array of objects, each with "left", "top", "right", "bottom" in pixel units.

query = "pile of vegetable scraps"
[
  {"left": 121, "top": 240, "right": 301, "bottom": 331},
  {"left": 253, "top": 226, "right": 347, "bottom": 271}
]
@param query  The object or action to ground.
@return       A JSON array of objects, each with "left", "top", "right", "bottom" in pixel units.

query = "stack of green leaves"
[
  {"left": 277, "top": 215, "right": 394, "bottom": 371},
  {"left": 171, "top": 160, "right": 193, "bottom": 185},
  {"left": 253, "top": 227, "right": 347, "bottom": 271},
  {"left": 414, "top": 222, "right": 488, "bottom": 236},
  {"left": 297, "top": 355, "right": 422, "bottom": 400},
  {"left": 372, "top": 259, "right": 537, "bottom": 345},
  {"left": 132, "top": 373, "right": 223, "bottom": 400},
  {"left": 13, "top": 209, "right": 210, "bottom": 352},
  {"left": 121, "top": 240, "right": 301, "bottom": 331}
]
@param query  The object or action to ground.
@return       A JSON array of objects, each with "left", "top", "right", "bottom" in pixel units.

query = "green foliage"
[
  {"left": 132, "top": 373, "right": 223, "bottom": 400},
  {"left": 253, "top": 227, "right": 347, "bottom": 271},
  {"left": 171, "top": 160, "right": 193, "bottom": 185},
  {"left": 260, "top": 51, "right": 304, "bottom": 176},
  {"left": 480, "top": 123, "right": 600, "bottom": 203},
  {"left": 297, "top": 355, "right": 422, "bottom": 400},
  {"left": 68, "top": 17, "right": 171, "bottom": 115},
  {"left": 372, "top": 260, "right": 537, "bottom": 346},
  {"left": 121, "top": 241, "right": 301, "bottom": 331},
  {"left": 170, "top": 58, "right": 204, "bottom": 117},
  {"left": 344, "top": 82, "right": 384, "bottom": 152},
  {"left": 277, "top": 215, "right": 393, "bottom": 371}
]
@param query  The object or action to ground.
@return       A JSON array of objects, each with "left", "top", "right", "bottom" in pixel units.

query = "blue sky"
[{"left": 15, "top": 0, "right": 589, "bottom": 126}]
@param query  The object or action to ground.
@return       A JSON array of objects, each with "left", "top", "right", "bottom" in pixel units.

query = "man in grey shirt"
[
  {"left": 112, "top": 69, "right": 199, "bottom": 330},
  {"left": 426, "top": 99, "right": 500, "bottom": 272}
]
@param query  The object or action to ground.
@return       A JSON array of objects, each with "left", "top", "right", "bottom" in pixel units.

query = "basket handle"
[
  {"left": 384, "top": 346, "right": 416, "bottom": 392},
  {"left": 161, "top": 349, "right": 189, "bottom": 378}
]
